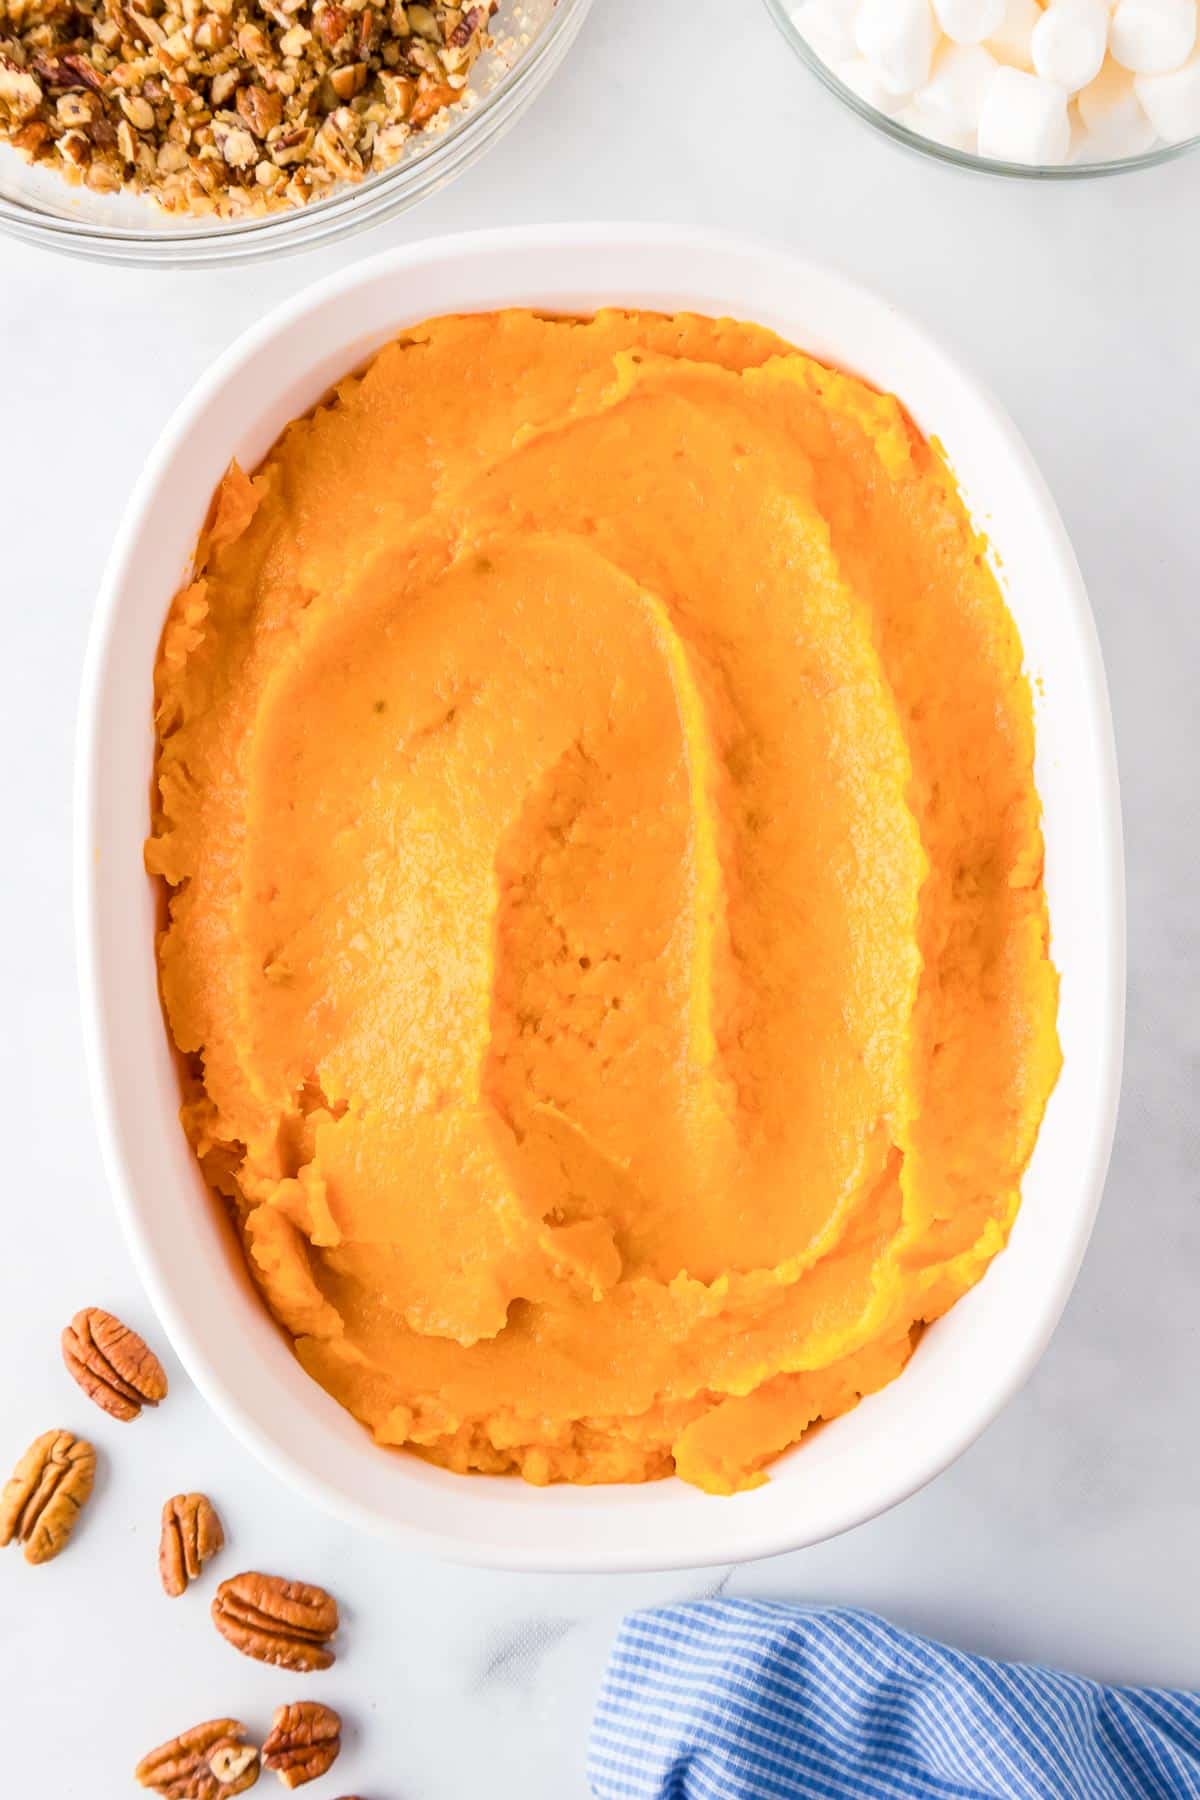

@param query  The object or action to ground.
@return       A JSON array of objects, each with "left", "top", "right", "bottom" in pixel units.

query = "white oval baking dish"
[{"left": 77, "top": 225, "right": 1125, "bottom": 1570}]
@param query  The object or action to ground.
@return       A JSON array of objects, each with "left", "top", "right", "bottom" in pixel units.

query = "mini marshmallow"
[
  {"left": 978, "top": 63, "right": 1073, "bottom": 158},
  {"left": 834, "top": 55, "right": 906, "bottom": 114},
  {"left": 931, "top": 0, "right": 1005, "bottom": 43},
  {"left": 1110, "top": 0, "right": 1197, "bottom": 74},
  {"left": 1076, "top": 53, "right": 1160, "bottom": 151},
  {"left": 986, "top": 0, "right": 1042, "bottom": 67},
  {"left": 896, "top": 98, "right": 977, "bottom": 146},
  {"left": 1136, "top": 47, "right": 1200, "bottom": 136},
  {"left": 854, "top": 0, "right": 937, "bottom": 94},
  {"left": 790, "top": 0, "right": 857, "bottom": 66},
  {"left": 1032, "top": 0, "right": 1110, "bottom": 91},
  {"left": 790, "top": 0, "right": 1176, "bottom": 161},
  {"left": 918, "top": 41, "right": 999, "bottom": 133}
]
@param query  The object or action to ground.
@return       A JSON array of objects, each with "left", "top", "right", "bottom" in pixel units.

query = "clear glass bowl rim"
[
  {"left": 762, "top": 0, "right": 1200, "bottom": 180},
  {"left": 0, "top": 0, "right": 591, "bottom": 264}
]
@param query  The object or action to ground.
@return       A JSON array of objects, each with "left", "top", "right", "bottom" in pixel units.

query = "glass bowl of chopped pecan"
[{"left": 0, "top": 0, "right": 590, "bottom": 264}]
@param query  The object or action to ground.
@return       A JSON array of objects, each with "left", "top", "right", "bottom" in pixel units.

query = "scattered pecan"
[
  {"left": 159, "top": 1491, "right": 225, "bottom": 1596},
  {"left": 211, "top": 1571, "right": 339, "bottom": 1671},
  {"left": 135, "top": 1718, "right": 259, "bottom": 1799},
  {"left": 61, "top": 1306, "right": 168, "bottom": 1421},
  {"left": 262, "top": 1702, "right": 342, "bottom": 1789},
  {"left": 0, "top": 1428, "right": 95, "bottom": 1564}
]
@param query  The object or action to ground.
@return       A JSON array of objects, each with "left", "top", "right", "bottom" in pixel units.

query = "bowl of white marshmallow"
[{"left": 766, "top": 0, "right": 1200, "bottom": 174}]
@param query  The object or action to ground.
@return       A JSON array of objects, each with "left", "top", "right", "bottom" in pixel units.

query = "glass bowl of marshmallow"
[{"left": 765, "top": 0, "right": 1200, "bottom": 175}]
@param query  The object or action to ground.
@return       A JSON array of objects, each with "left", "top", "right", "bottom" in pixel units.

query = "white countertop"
[{"left": 3, "top": 2, "right": 1199, "bottom": 1793}]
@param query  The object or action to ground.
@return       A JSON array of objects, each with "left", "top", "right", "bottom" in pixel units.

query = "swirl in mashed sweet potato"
[{"left": 147, "top": 310, "right": 1060, "bottom": 1494}]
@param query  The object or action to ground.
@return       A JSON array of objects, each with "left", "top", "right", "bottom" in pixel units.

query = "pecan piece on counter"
[
  {"left": 159, "top": 1490, "right": 225, "bottom": 1595},
  {"left": 211, "top": 1571, "right": 339, "bottom": 1671},
  {"left": 135, "top": 1718, "right": 259, "bottom": 1799},
  {"left": 262, "top": 1701, "right": 342, "bottom": 1789},
  {"left": 0, "top": 1428, "right": 95, "bottom": 1564},
  {"left": 61, "top": 1305, "right": 168, "bottom": 1421}
]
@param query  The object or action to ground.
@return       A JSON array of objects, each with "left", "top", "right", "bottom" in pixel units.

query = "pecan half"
[
  {"left": 261, "top": 1702, "right": 341, "bottom": 1789},
  {"left": 0, "top": 1428, "right": 95, "bottom": 1564},
  {"left": 211, "top": 1571, "right": 338, "bottom": 1671},
  {"left": 159, "top": 1491, "right": 225, "bottom": 1595},
  {"left": 135, "top": 1718, "right": 259, "bottom": 1799},
  {"left": 62, "top": 1306, "right": 168, "bottom": 1421}
]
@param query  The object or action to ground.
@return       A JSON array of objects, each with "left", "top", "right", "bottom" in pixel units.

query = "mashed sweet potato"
[{"left": 147, "top": 310, "right": 1061, "bottom": 1493}]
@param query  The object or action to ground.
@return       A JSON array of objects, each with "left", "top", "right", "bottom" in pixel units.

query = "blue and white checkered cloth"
[{"left": 588, "top": 1599, "right": 1200, "bottom": 1800}]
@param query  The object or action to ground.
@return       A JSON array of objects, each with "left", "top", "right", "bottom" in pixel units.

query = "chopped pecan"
[
  {"left": 61, "top": 1306, "right": 168, "bottom": 1421},
  {"left": 0, "top": 57, "right": 43, "bottom": 121},
  {"left": 0, "top": 1428, "right": 95, "bottom": 1564},
  {"left": 406, "top": 2, "right": 440, "bottom": 39},
  {"left": 408, "top": 76, "right": 455, "bottom": 125},
  {"left": 261, "top": 1702, "right": 342, "bottom": 1789},
  {"left": 11, "top": 115, "right": 49, "bottom": 150},
  {"left": 135, "top": 1718, "right": 259, "bottom": 1799},
  {"left": 159, "top": 1491, "right": 225, "bottom": 1596},
  {"left": 312, "top": 1, "right": 350, "bottom": 50},
  {"left": 235, "top": 81, "right": 280, "bottom": 136},
  {"left": 119, "top": 89, "right": 155, "bottom": 128},
  {"left": 217, "top": 122, "right": 256, "bottom": 166},
  {"left": 30, "top": 50, "right": 104, "bottom": 89},
  {"left": 59, "top": 124, "right": 91, "bottom": 160},
  {"left": 311, "top": 103, "right": 361, "bottom": 177},
  {"left": 0, "top": 0, "right": 493, "bottom": 214},
  {"left": 211, "top": 1571, "right": 339, "bottom": 1671},
  {"left": 236, "top": 21, "right": 270, "bottom": 60},
  {"left": 357, "top": 6, "right": 378, "bottom": 54},
  {"left": 270, "top": 123, "right": 312, "bottom": 165},
  {"left": 447, "top": 4, "right": 481, "bottom": 48},
  {"left": 56, "top": 87, "right": 98, "bottom": 123},
  {"left": 327, "top": 59, "right": 365, "bottom": 99}
]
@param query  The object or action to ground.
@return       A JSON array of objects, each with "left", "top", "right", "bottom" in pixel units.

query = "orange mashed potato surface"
[{"left": 148, "top": 310, "right": 1061, "bottom": 1494}]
